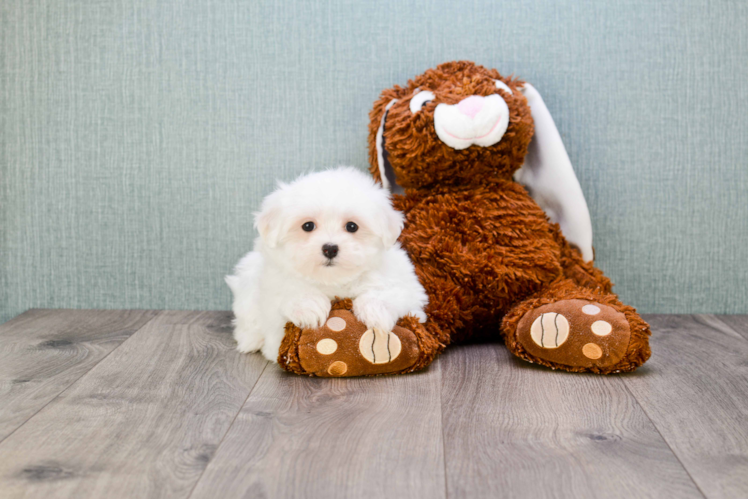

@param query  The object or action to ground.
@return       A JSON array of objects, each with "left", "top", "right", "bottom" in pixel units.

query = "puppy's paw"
[
  {"left": 353, "top": 296, "right": 398, "bottom": 333},
  {"left": 286, "top": 294, "right": 332, "bottom": 330},
  {"left": 260, "top": 334, "right": 284, "bottom": 363},
  {"left": 409, "top": 309, "right": 428, "bottom": 323},
  {"left": 234, "top": 328, "right": 264, "bottom": 353}
]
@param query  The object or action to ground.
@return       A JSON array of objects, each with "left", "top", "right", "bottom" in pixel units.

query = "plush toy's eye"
[
  {"left": 302, "top": 221, "right": 315, "bottom": 232},
  {"left": 345, "top": 222, "right": 358, "bottom": 233},
  {"left": 409, "top": 90, "right": 435, "bottom": 113},
  {"left": 494, "top": 80, "right": 513, "bottom": 95}
]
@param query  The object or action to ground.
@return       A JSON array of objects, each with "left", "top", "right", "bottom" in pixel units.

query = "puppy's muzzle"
[{"left": 322, "top": 243, "right": 339, "bottom": 260}]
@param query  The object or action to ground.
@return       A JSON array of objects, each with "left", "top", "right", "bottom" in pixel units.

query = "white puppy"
[{"left": 226, "top": 167, "right": 428, "bottom": 362}]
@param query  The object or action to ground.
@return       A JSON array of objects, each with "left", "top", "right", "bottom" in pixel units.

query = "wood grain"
[
  {"left": 0, "top": 309, "right": 158, "bottom": 443},
  {"left": 2, "top": 311, "right": 747, "bottom": 498},
  {"left": 190, "top": 362, "right": 445, "bottom": 498},
  {"left": 0, "top": 310, "right": 267, "bottom": 498},
  {"left": 440, "top": 342, "right": 702, "bottom": 498},
  {"left": 623, "top": 315, "right": 748, "bottom": 498}
]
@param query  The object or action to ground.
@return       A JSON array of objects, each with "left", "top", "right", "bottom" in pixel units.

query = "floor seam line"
[
  {"left": 704, "top": 314, "right": 748, "bottom": 343},
  {"left": 186, "top": 360, "right": 269, "bottom": 499},
  {"left": 618, "top": 376, "right": 707, "bottom": 499},
  {"left": 437, "top": 358, "right": 449, "bottom": 499},
  {"left": 0, "top": 310, "right": 164, "bottom": 448}
]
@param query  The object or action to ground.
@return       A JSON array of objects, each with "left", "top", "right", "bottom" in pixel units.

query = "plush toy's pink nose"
[{"left": 457, "top": 95, "right": 484, "bottom": 119}]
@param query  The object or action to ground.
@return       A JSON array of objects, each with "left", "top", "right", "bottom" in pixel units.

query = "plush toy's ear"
[
  {"left": 514, "top": 83, "right": 594, "bottom": 262},
  {"left": 375, "top": 99, "right": 405, "bottom": 195}
]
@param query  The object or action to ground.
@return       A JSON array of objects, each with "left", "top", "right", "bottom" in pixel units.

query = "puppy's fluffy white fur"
[{"left": 226, "top": 167, "right": 428, "bottom": 362}]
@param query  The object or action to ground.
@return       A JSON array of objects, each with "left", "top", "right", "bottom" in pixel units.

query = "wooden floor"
[{"left": 0, "top": 310, "right": 746, "bottom": 498}]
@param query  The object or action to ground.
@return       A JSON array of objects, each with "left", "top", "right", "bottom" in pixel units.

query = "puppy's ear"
[
  {"left": 254, "top": 208, "right": 281, "bottom": 248},
  {"left": 379, "top": 202, "right": 404, "bottom": 248},
  {"left": 254, "top": 191, "right": 284, "bottom": 248}
]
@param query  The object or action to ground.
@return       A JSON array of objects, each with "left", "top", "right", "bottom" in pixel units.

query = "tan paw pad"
[
  {"left": 327, "top": 361, "right": 347, "bottom": 376},
  {"left": 582, "top": 304, "right": 601, "bottom": 315},
  {"left": 529, "top": 313, "right": 569, "bottom": 348},
  {"left": 591, "top": 320, "right": 612, "bottom": 336},
  {"left": 326, "top": 317, "right": 346, "bottom": 331},
  {"left": 359, "top": 329, "right": 402, "bottom": 364},
  {"left": 582, "top": 343, "right": 603, "bottom": 359},
  {"left": 316, "top": 338, "right": 337, "bottom": 355}
]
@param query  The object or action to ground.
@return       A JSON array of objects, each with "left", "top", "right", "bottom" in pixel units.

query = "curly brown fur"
[
  {"left": 392, "top": 180, "right": 564, "bottom": 343},
  {"left": 366, "top": 61, "right": 651, "bottom": 373}
]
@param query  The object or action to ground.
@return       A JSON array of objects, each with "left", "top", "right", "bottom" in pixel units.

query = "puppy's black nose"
[{"left": 322, "top": 243, "right": 339, "bottom": 259}]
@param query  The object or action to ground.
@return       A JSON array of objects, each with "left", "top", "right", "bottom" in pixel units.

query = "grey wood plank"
[
  {"left": 622, "top": 315, "right": 748, "bottom": 498},
  {"left": 440, "top": 343, "right": 702, "bottom": 498},
  {"left": 0, "top": 310, "right": 267, "bottom": 499},
  {"left": 190, "top": 362, "right": 445, "bottom": 498},
  {"left": 0, "top": 309, "right": 158, "bottom": 443}
]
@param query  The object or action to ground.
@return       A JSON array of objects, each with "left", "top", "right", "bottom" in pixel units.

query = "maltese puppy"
[{"left": 226, "top": 167, "right": 428, "bottom": 362}]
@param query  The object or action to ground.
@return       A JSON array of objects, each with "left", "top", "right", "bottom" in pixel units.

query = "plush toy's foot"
[
  {"left": 516, "top": 299, "right": 633, "bottom": 369},
  {"left": 503, "top": 281, "right": 651, "bottom": 374},
  {"left": 278, "top": 299, "right": 442, "bottom": 377}
]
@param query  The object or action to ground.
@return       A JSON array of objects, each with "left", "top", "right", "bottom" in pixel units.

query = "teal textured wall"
[{"left": 2, "top": 0, "right": 747, "bottom": 323}]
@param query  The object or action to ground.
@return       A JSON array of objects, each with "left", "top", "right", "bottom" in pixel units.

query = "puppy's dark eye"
[
  {"left": 302, "top": 221, "right": 315, "bottom": 232},
  {"left": 345, "top": 222, "right": 358, "bottom": 233}
]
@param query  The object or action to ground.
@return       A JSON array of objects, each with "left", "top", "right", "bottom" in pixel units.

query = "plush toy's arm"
[{"left": 514, "top": 83, "right": 594, "bottom": 262}]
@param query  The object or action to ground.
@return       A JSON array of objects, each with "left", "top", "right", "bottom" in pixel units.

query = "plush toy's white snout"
[{"left": 434, "top": 94, "right": 510, "bottom": 150}]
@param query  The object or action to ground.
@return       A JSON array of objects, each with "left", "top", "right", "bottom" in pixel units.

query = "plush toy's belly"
[{"left": 394, "top": 182, "right": 563, "bottom": 340}]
